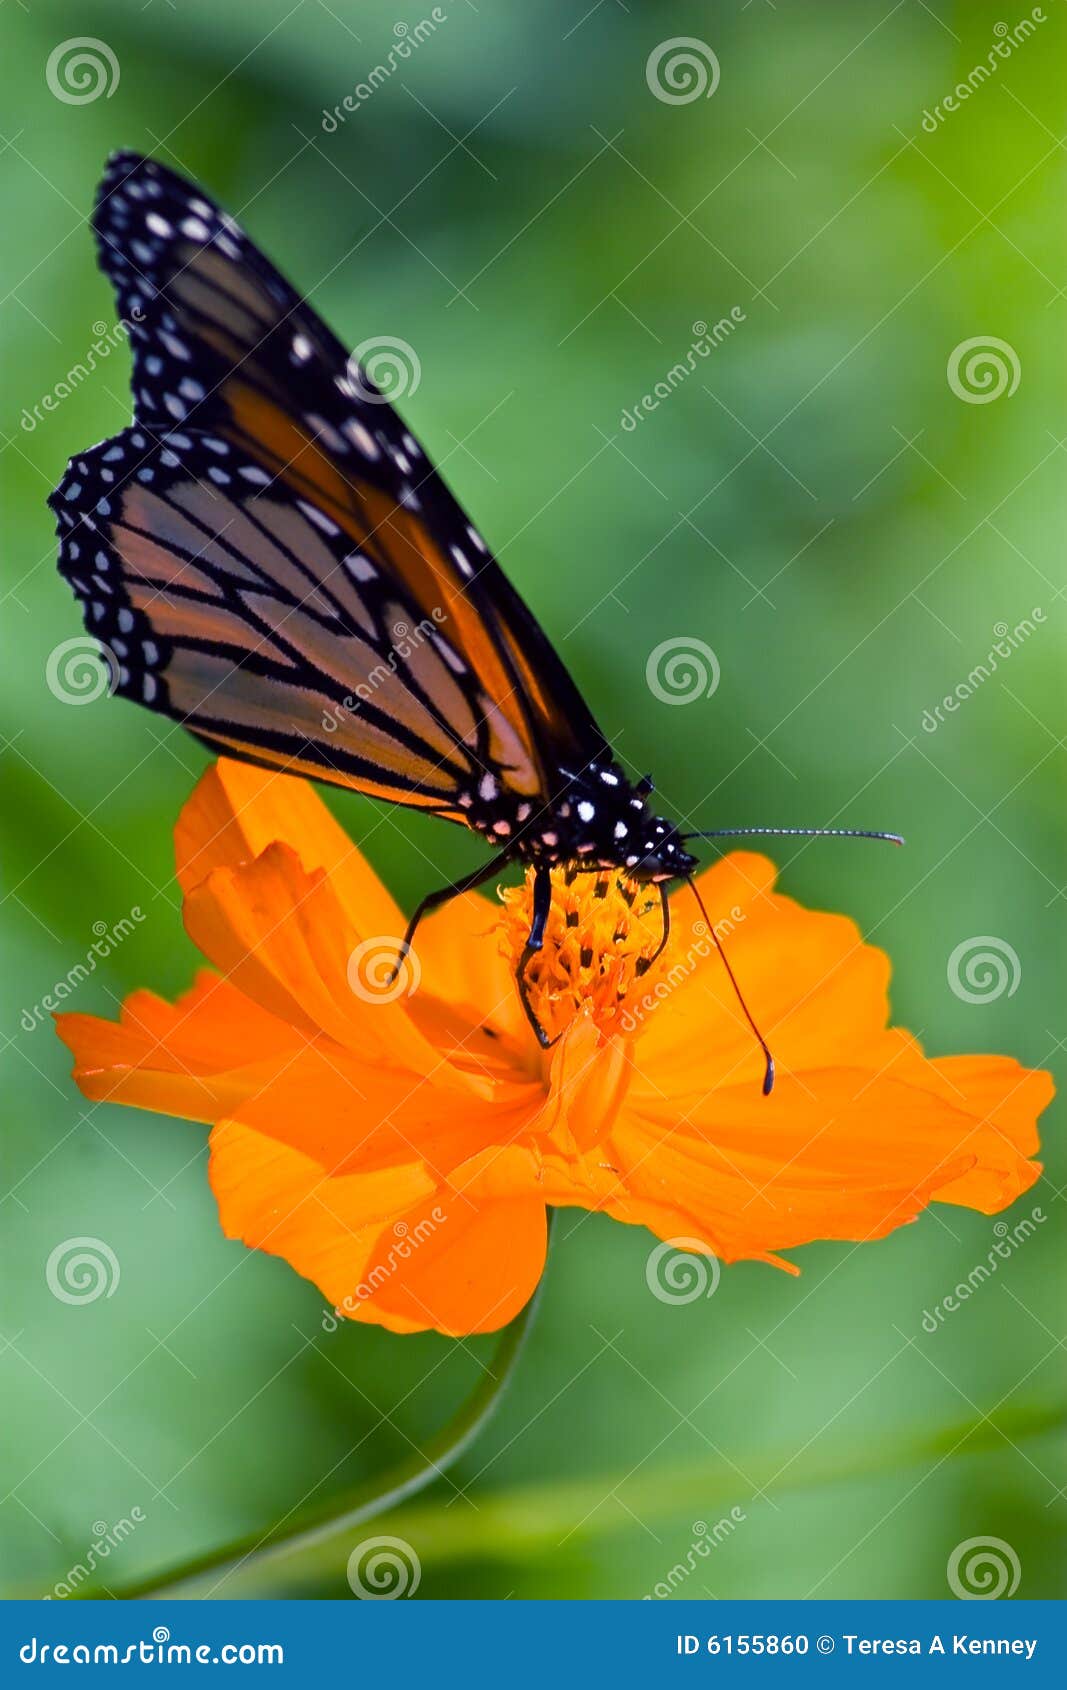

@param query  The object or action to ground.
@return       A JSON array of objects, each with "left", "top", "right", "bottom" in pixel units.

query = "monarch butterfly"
[{"left": 50, "top": 152, "right": 900, "bottom": 1090}]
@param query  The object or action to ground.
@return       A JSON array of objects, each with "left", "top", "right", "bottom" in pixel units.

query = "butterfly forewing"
[{"left": 50, "top": 150, "right": 609, "bottom": 826}]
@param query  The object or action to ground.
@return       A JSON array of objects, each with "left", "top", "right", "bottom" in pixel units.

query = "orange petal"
[
  {"left": 54, "top": 970, "right": 305, "bottom": 1119},
  {"left": 542, "top": 1015, "right": 633, "bottom": 1154},
  {"left": 209, "top": 1117, "right": 546, "bottom": 1336},
  {"left": 182, "top": 841, "right": 448, "bottom": 1073},
  {"left": 174, "top": 757, "right": 404, "bottom": 939},
  {"left": 176, "top": 763, "right": 527, "bottom": 1061},
  {"left": 639, "top": 853, "right": 908, "bottom": 1091},
  {"left": 411, "top": 888, "right": 530, "bottom": 1053},
  {"left": 226, "top": 1042, "right": 542, "bottom": 1182},
  {"left": 352, "top": 1185, "right": 547, "bottom": 1336},
  {"left": 924, "top": 1056, "right": 1051, "bottom": 1213},
  {"left": 609, "top": 1057, "right": 1048, "bottom": 1265}
]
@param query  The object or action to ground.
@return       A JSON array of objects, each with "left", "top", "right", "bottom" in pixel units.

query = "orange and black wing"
[{"left": 49, "top": 150, "right": 610, "bottom": 824}]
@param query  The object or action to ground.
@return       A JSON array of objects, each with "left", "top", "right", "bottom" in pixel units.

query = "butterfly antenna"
[
  {"left": 685, "top": 873, "right": 775, "bottom": 1098},
  {"left": 682, "top": 827, "right": 904, "bottom": 846}
]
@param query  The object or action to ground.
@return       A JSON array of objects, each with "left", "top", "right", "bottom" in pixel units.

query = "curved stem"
[{"left": 109, "top": 1255, "right": 548, "bottom": 1601}]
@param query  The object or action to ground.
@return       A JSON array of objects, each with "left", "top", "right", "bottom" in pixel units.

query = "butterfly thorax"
[{"left": 462, "top": 758, "right": 697, "bottom": 882}]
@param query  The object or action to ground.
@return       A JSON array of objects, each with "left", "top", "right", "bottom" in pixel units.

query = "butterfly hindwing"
[
  {"left": 54, "top": 421, "right": 524, "bottom": 813},
  {"left": 50, "top": 150, "right": 609, "bottom": 828}
]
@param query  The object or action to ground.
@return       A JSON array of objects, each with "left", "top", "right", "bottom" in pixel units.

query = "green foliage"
[{"left": 1, "top": 0, "right": 1063, "bottom": 1600}]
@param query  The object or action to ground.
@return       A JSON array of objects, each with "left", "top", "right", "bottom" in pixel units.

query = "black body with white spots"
[
  {"left": 461, "top": 756, "right": 696, "bottom": 884},
  {"left": 49, "top": 152, "right": 698, "bottom": 898},
  {"left": 55, "top": 151, "right": 899, "bottom": 1078}
]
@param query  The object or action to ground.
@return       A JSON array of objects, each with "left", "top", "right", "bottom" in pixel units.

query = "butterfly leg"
[
  {"left": 517, "top": 864, "right": 555, "bottom": 1049},
  {"left": 635, "top": 882, "right": 671, "bottom": 976},
  {"left": 386, "top": 849, "right": 511, "bottom": 987}
]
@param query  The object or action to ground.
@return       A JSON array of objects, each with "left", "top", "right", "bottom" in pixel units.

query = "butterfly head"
[
  {"left": 631, "top": 825, "right": 699, "bottom": 883},
  {"left": 527, "top": 763, "right": 697, "bottom": 884},
  {"left": 612, "top": 771, "right": 698, "bottom": 882}
]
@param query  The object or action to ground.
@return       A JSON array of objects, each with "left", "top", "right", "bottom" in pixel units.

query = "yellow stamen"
[{"left": 499, "top": 865, "right": 667, "bottom": 1043}]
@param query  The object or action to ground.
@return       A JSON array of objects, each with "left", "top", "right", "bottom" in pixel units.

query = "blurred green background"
[{"left": 2, "top": 0, "right": 1064, "bottom": 1601}]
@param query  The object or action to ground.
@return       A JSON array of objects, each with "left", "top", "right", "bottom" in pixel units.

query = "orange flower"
[{"left": 56, "top": 759, "right": 1052, "bottom": 1336}]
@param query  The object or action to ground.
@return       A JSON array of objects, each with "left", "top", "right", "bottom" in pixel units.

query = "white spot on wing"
[{"left": 297, "top": 499, "right": 340, "bottom": 536}]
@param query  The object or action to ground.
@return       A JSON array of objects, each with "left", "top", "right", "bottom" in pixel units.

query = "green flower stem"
[
  {"left": 109, "top": 1265, "right": 547, "bottom": 1601},
  {"left": 134, "top": 1396, "right": 1064, "bottom": 1599}
]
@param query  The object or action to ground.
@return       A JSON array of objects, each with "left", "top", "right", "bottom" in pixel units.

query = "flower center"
[{"left": 500, "top": 866, "right": 668, "bottom": 1043}]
